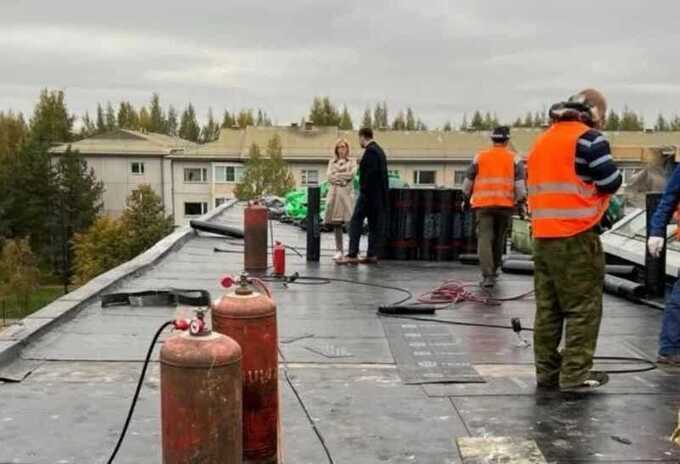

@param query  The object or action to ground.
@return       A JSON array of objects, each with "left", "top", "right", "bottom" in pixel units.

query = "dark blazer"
[{"left": 359, "top": 140, "right": 389, "bottom": 208}]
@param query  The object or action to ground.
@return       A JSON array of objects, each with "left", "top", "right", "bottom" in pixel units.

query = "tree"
[
  {"left": 149, "top": 93, "right": 165, "bottom": 133},
  {"left": 139, "top": 106, "right": 152, "bottom": 132},
  {"left": 73, "top": 216, "right": 126, "bottom": 284},
  {"left": 522, "top": 112, "right": 534, "bottom": 129},
  {"left": 460, "top": 113, "right": 469, "bottom": 130},
  {"left": 117, "top": 102, "right": 139, "bottom": 130},
  {"left": 512, "top": 117, "right": 523, "bottom": 128},
  {"left": 416, "top": 119, "right": 427, "bottom": 131},
  {"left": 96, "top": 104, "right": 106, "bottom": 133},
  {"left": 200, "top": 108, "right": 220, "bottom": 143},
  {"left": 222, "top": 110, "right": 235, "bottom": 128},
  {"left": 179, "top": 104, "right": 200, "bottom": 141},
  {"left": 235, "top": 136, "right": 295, "bottom": 199},
  {"left": 605, "top": 110, "right": 620, "bottom": 131},
  {"left": 655, "top": 114, "right": 669, "bottom": 132},
  {"left": 405, "top": 108, "right": 417, "bottom": 131},
  {"left": 0, "top": 111, "right": 28, "bottom": 160},
  {"left": 620, "top": 106, "right": 644, "bottom": 131},
  {"left": 339, "top": 106, "right": 353, "bottom": 130},
  {"left": 373, "top": 101, "right": 388, "bottom": 129},
  {"left": 671, "top": 115, "right": 680, "bottom": 131},
  {"left": 105, "top": 102, "right": 116, "bottom": 131},
  {"left": 166, "top": 105, "right": 178, "bottom": 136},
  {"left": 29, "top": 89, "right": 74, "bottom": 145},
  {"left": 470, "top": 111, "right": 485, "bottom": 130},
  {"left": 236, "top": 109, "right": 255, "bottom": 128},
  {"left": 120, "top": 185, "right": 174, "bottom": 258},
  {"left": 256, "top": 109, "right": 272, "bottom": 127},
  {"left": 0, "top": 239, "right": 40, "bottom": 314},
  {"left": 308, "top": 97, "right": 340, "bottom": 126},
  {"left": 361, "top": 107, "right": 373, "bottom": 128},
  {"left": 51, "top": 147, "right": 104, "bottom": 288},
  {"left": 392, "top": 111, "right": 406, "bottom": 130},
  {"left": 78, "top": 112, "right": 97, "bottom": 139},
  {"left": 443, "top": 121, "right": 453, "bottom": 131}
]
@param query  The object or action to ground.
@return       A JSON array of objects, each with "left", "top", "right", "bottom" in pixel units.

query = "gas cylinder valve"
[{"left": 173, "top": 309, "right": 209, "bottom": 336}]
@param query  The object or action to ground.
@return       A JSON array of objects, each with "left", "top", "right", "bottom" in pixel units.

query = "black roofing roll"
[
  {"left": 434, "top": 189, "right": 455, "bottom": 261},
  {"left": 417, "top": 189, "right": 438, "bottom": 261},
  {"left": 459, "top": 254, "right": 480, "bottom": 265},
  {"left": 461, "top": 200, "right": 477, "bottom": 255},
  {"left": 501, "top": 260, "right": 534, "bottom": 275},
  {"left": 604, "top": 274, "right": 646, "bottom": 299},
  {"left": 386, "top": 189, "right": 418, "bottom": 260},
  {"left": 451, "top": 190, "right": 465, "bottom": 258},
  {"left": 190, "top": 220, "right": 244, "bottom": 238}
]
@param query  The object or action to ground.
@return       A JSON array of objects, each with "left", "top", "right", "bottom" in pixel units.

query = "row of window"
[
  {"left": 184, "top": 198, "right": 231, "bottom": 217},
  {"left": 131, "top": 161, "right": 468, "bottom": 187}
]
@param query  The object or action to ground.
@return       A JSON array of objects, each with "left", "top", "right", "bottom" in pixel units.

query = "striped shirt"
[{"left": 576, "top": 129, "right": 622, "bottom": 194}]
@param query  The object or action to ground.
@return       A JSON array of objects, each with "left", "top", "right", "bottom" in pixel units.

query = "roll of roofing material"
[
  {"left": 604, "top": 274, "right": 646, "bottom": 299},
  {"left": 501, "top": 260, "right": 636, "bottom": 278},
  {"left": 458, "top": 254, "right": 480, "bottom": 265},
  {"left": 505, "top": 254, "right": 533, "bottom": 261},
  {"left": 190, "top": 220, "right": 245, "bottom": 238}
]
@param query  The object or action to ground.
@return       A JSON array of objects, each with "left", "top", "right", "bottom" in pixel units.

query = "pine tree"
[
  {"left": 149, "top": 93, "right": 165, "bottom": 133},
  {"left": 339, "top": 106, "right": 353, "bottom": 130},
  {"left": 373, "top": 102, "right": 388, "bottom": 129},
  {"left": 523, "top": 112, "right": 534, "bottom": 129},
  {"left": 483, "top": 112, "right": 494, "bottom": 130},
  {"left": 29, "top": 89, "right": 74, "bottom": 144},
  {"left": 406, "top": 108, "right": 416, "bottom": 131},
  {"left": 120, "top": 185, "right": 174, "bottom": 258},
  {"left": 655, "top": 114, "right": 669, "bottom": 132},
  {"left": 361, "top": 107, "right": 373, "bottom": 129},
  {"left": 221, "top": 110, "right": 235, "bottom": 128},
  {"left": 512, "top": 117, "right": 523, "bottom": 128},
  {"left": 105, "top": 102, "right": 116, "bottom": 131},
  {"left": 605, "top": 110, "right": 620, "bottom": 131},
  {"left": 0, "top": 111, "right": 28, "bottom": 160},
  {"left": 236, "top": 109, "right": 255, "bottom": 128},
  {"left": 416, "top": 119, "right": 427, "bottom": 131},
  {"left": 671, "top": 115, "right": 680, "bottom": 131},
  {"left": 78, "top": 112, "right": 96, "bottom": 139},
  {"left": 139, "top": 107, "right": 152, "bottom": 132},
  {"left": 443, "top": 121, "right": 453, "bottom": 131},
  {"left": 460, "top": 113, "right": 469, "bottom": 130},
  {"left": 263, "top": 135, "right": 295, "bottom": 196},
  {"left": 179, "top": 104, "right": 200, "bottom": 141},
  {"left": 96, "top": 104, "right": 106, "bottom": 133},
  {"left": 392, "top": 111, "right": 406, "bottom": 130},
  {"left": 470, "top": 111, "right": 484, "bottom": 130},
  {"left": 620, "top": 106, "right": 643, "bottom": 131},
  {"left": 308, "top": 97, "right": 340, "bottom": 126},
  {"left": 200, "top": 108, "right": 220, "bottom": 143},
  {"left": 166, "top": 105, "right": 178, "bottom": 136}
]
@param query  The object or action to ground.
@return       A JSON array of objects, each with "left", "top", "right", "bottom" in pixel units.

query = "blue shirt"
[{"left": 650, "top": 164, "right": 680, "bottom": 237}]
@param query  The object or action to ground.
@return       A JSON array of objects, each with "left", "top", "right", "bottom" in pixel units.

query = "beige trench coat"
[{"left": 324, "top": 158, "right": 356, "bottom": 224}]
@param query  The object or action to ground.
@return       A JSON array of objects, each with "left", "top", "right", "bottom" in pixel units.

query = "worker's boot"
[
  {"left": 480, "top": 276, "right": 495, "bottom": 289},
  {"left": 657, "top": 354, "right": 680, "bottom": 366},
  {"left": 560, "top": 371, "right": 609, "bottom": 392}
]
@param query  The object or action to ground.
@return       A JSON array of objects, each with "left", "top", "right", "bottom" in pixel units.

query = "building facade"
[{"left": 51, "top": 126, "right": 680, "bottom": 226}]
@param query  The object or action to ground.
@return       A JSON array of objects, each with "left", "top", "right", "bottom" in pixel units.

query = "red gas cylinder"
[
  {"left": 244, "top": 202, "right": 268, "bottom": 272},
  {"left": 273, "top": 241, "right": 286, "bottom": 276},
  {"left": 160, "top": 326, "right": 243, "bottom": 464},
  {"left": 212, "top": 275, "right": 279, "bottom": 463}
]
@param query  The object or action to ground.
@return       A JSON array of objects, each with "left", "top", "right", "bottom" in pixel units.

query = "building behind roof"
[{"left": 51, "top": 125, "right": 680, "bottom": 225}]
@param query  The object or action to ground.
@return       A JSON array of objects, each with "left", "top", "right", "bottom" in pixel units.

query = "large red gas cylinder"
[
  {"left": 160, "top": 329, "right": 243, "bottom": 464},
  {"left": 244, "top": 202, "right": 268, "bottom": 272},
  {"left": 212, "top": 275, "right": 279, "bottom": 463},
  {"left": 273, "top": 241, "right": 285, "bottom": 276}
]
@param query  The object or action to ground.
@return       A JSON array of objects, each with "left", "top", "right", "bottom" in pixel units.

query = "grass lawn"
[{"left": 0, "top": 285, "right": 66, "bottom": 325}]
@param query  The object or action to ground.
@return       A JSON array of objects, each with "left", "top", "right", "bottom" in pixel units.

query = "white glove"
[{"left": 648, "top": 236, "right": 665, "bottom": 258}]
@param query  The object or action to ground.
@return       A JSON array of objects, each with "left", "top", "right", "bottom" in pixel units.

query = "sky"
[{"left": 1, "top": 0, "right": 679, "bottom": 128}]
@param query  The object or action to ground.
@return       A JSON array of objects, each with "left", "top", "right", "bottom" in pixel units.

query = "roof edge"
[{"left": 0, "top": 200, "right": 237, "bottom": 368}]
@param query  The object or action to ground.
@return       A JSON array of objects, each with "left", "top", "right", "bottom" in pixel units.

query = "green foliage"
[
  {"left": 96, "top": 104, "right": 106, "bottom": 133},
  {"left": 120, "top": 185, "right": 174, "bottom": 258},
  {"left": 0, "top": 111, "right": 28, "bottom": 160},
  {"left": 29, "top": 89, "right": 74, "bottom": 145},
  {"left": 179, "top": 103, "right": 200, "bottom": 141},
  {"left": 236, "top": 109, "right": 255, "bottom": 128},
  {"left": 392, "top": 111, "right": 406, "bottom": 130},
  {"left": 139, "top": 106, "right": 152, "bottom": 132},
  {"left": 235, "top": 135, "right": 295, "bottom": 199},
  {"left": 105, "top": 102, "right": 117, "bottom": 131},
  {"left": 460, "top": 113, "right": 469, "bottom": 130},
  {"left": 373, "top": 101, "right": 388, "bottom": 129},
  {"left": 166, "top": 105, "right": 178, "bottom": 136},
  {"left": 149, "top": 93, "right": 166, "bottom": 133},
  {"left": 309, "top": 97, "right": 341, "bottom": 126},
  {"left": 361, "top": 107, "right": 373, "bottom": 129},
  {"left": 339, "top": 106, "right": 353, "bottom": 130},
  {"left": 0, "top": 238, "right": 41, "bottom": 313},
  {"left": 256, "top": 109, "right": 272, "bottom": 127},
  {"left": 619, "top": 106, "right": 644, "bottom": 131},
  {"left": 200, "top": 108, "right": 220, "bottom": 143},
  {"left": 470, "top": 111, "right": 485, "bottom": 130},
  {"left": 78, "top": 112, "right": 97, "bottom": 139},
  {"left": 73, "top": 185, "right": 173, "bottom": 283},
  {"left": 222, "top": 110, "right": 235, "bottom": 128},
  {"left": 655, "top": 113, "right": 669, "bottom": 132},
  {"left": 443, "top": 121, "right": 453, "bottom": 131}
]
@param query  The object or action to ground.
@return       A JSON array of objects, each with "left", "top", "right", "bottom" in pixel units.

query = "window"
[
  {"left": 388, "top": 169, "right": 400, "bottom": 177},
  {"left": 184, "top": 202, "right": 208, "bottom": 217},
  {"left": 184, "top": 167, "right": 208, "bottom": 183},
  {"left": 215, "top": 197, "right": 229, "bottom": 208},
  {"left": 131, "top": 162, "right": 145, "bottom": 175},
  {"left": 454, "top": 170, "right": 467, "bottom": 186},
  {"left": 214, "top": 165, "right": 243, "bottom": 183},
  {"left": 301, "top": 169, "right": 319, "bottom": 186},
  {"left": 413, "top": 170, "right": 436, "bottom": 186}
]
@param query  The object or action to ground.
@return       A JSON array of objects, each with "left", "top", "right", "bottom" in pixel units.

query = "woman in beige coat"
[{"left": 324, "top": 139, "right": 356, "bottom": 260}]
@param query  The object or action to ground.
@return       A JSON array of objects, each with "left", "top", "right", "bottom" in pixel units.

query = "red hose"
[{"left": 417, "top": 280, "right": 534, "bottom": 306}]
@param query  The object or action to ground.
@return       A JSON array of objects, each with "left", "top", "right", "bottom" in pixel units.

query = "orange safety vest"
[
  {"left": 471, "top": 146, "right": 516, "bottom": 208},
  {"left": 527, "top": 121, "right": 610, "bottom": 238}
]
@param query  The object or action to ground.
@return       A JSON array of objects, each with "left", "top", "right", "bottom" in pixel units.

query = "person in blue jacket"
[{"left": 647, "top": 164, "right": 680, "bottom": 365}]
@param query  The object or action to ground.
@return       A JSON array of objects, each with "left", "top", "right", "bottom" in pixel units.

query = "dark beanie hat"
[{"left": 491, "top": 126, "right": 510, "bottom": 142}]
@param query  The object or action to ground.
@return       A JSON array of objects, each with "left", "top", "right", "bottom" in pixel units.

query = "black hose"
[{"left": 106, "top": 320, "right": 174, "bottom": 464}]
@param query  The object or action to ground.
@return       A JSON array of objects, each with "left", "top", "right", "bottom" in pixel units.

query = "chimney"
[{"left": 304, "top": 121, "right": 314, "bottom": 130}]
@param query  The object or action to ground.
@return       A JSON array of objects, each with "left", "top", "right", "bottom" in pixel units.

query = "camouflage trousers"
[
  {"left": 533, "top": 229, "right": 605, "bottom": 388},
  {"left": 476, "top": 208, "right": 513, "bottom": 278}
]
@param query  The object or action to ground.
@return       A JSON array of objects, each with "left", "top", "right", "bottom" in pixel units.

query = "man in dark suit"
[{"left": 338, "top": 127, "right": 389, "bottom": 264}]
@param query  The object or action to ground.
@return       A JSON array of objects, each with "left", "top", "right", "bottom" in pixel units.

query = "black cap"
[{"left": 491, "top": 126, "right": 510, "bottom": 142}]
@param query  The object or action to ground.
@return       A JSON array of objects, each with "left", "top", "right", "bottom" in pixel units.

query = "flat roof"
[{"left": 1, "top": 203, "right": 678, "bottom": 463}]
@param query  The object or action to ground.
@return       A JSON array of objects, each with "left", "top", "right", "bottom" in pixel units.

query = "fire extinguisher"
[{"left": 273, "top": 241, "right": 286, "bottom": 276}]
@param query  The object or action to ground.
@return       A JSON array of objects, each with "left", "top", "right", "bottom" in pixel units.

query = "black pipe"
[
  {"left": 645, "top": 193, "right": 666, "bottom": 298},
  {"left": 190, "top": 220, "right": 244, "bottom": 238},
  {"left": 306, "top": 186, "right": 321, "bottom": 262}
]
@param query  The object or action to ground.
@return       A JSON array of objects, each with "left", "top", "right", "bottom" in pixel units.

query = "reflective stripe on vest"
[
  {"left": 471, "top": 147, "right": 515, "bottom": 208},
  {"left": 527, "top": 121, "right": 610, "bottom": 238}
]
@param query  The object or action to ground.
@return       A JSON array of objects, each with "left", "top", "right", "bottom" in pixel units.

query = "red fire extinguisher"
[
  {"left": 273, "top": 241, "right": 285, "bottom": 276},
  {"left": 161, "top": 311, "right": 243, "bottom": 464},
  {"left": 213, "top": 274, "right": 279, "bottom": 463}
]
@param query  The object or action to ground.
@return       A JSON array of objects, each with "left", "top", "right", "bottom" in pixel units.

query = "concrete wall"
[{"left": 82, "top": 155, "right": 164, "bottom": 217}]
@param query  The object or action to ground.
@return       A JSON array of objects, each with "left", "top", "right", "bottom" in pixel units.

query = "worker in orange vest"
[
  {"left": 527, "top": 89, "right": 622, "bottom": 392},
  {"left": 463, "top": 126, "right": 526, "bottom": 288}
]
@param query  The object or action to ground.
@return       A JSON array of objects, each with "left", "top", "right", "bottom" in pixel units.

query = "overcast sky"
[{"left": 1, "top": 0, "right": 678, "bottom": 128}]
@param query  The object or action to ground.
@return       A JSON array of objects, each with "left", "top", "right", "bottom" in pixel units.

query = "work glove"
[{"left": 647, "top": 236, "right": 665, "bottom": 258}]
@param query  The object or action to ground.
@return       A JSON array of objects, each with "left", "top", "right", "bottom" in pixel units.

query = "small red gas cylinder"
[
  {"left": 273, "top": 241, "right": 286, "bottom": 276},
  {"left": 160, "top": 321, "right": 243, "bottom": 464},
  {"left": 244, "top": 202, "right": 268, "bottom": 272},
  {"left": 212, "top": 275, "right": 279, "bottom": 463}
]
